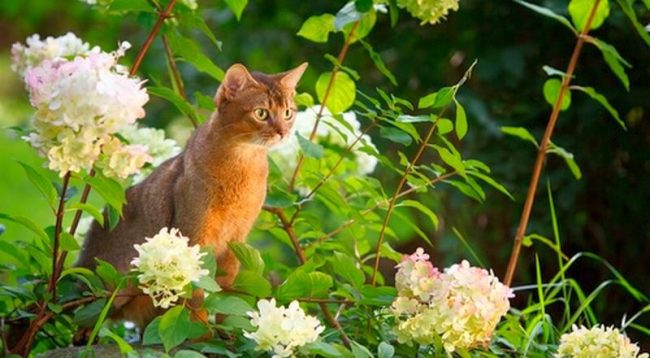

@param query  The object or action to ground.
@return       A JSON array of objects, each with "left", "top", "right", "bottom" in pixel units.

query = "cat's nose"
[{"left": 273, "top": 125, "right": 286, "bottom": 138}]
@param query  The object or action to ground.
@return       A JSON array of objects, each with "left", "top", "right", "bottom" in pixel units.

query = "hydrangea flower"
[
  {"left": 12, "top": 33, "right": 150, "bottom": 177},
  {"left": 391, "top": 248, "right": 513, "bottom": 352},
  {"left": 131, "top": 227, "right": 209, "bottom": 309},
  {"left": 119, "top": 125, "right": 182, "bottom": 183},
  {"left": 271, "top": 106, "right": 378, "bottom": 177},
  {"left": 244, "top": 299, "right": 324, "bottom": 358},
  {"left": 556, "top": 325, "right": 648, "bottom": 358},
  {"left": 397, "top": 0, "right": 459, "bottom": 25}
]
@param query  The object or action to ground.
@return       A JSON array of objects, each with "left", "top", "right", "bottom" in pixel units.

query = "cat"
[{"left": 76, "top": 63, "right": 308, "bottom": 328}]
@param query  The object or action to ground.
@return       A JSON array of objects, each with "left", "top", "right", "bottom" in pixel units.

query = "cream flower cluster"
[
  {"left": 131, "top": 227, "right": 209, "bottom": 309},
  {"left": 244, "top": 299, "right": 324, "bottom": 358},
  {"left": 13, "top": 33, "right": 151, "bottom": 177},
  {"left": 396, "top": 0, "right": 459, "bottom": 25},
  {"left": 119, "top": 125, "right": 182, "bottom": 183},
  {"left": 391, "top": 248, "right": 513, "bottom": 352},
  {"left": 271, "top": 105, "right": 378, "bottom": 176},
  {"left": 556, "top": 325, "right": 648, "bottom": 358}
]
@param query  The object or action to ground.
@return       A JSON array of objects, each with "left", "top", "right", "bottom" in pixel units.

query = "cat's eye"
[
  {"left": 253, "top": 108, "right": 269, "bottom": 121},
  {"left": 283, "top": 108, "right": 294, "bottom": 120}
]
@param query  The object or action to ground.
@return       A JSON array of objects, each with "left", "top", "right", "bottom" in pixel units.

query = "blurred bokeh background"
[{"left": 1, "top": 0, "right": 649, "bottom": 344}]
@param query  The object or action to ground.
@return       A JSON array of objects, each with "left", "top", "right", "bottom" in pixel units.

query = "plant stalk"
[{"left": 503, "top": 0, "right": 602, "bottom": 286}]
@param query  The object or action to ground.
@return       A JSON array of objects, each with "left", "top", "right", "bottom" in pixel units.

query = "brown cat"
[{"left": 76, "top": 63, "right": 308, "bottom": 328}]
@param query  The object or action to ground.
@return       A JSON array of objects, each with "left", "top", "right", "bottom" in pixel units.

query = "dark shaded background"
[{"left": 1, "top": 0, "right": 648, "bottom": 344}]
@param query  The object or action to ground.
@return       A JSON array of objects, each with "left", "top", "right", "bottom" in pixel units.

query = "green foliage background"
[{"left": 1, "top": 0, "right": 649, "bottom": 349}]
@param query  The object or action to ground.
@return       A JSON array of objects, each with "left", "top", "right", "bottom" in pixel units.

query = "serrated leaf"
[
  {"left": 229, "top": 242, "right": 264, "bottom": 274},
  {"left": 500, "top": 126, "right": 539, "bottom": 147},
  {"left": 543, "top": 78, "right": 571, "bottom": 111},
  {"left": 572, "top": 86, "right": 625, "bottom": 129},
  {"left": 454, "top": 100, "right": 468, "bottom": 139},
  {"left": 515, "top": 0, "right": 576, "bottom": 33},
  {"left": 296, "top": 132, "right": 325, "bottom": 159},
  {"left": 233, "top": 270, "right": 271, "bottom": 297},
  {"left": 277, "top": 271, "right": 333, "bottom": 301},
  {"left": 224, "top": 0, "right": 248, "bottom": 21},
  {"left": 18, "top": 161, "right": 56, "bottom": 207},
  {"left": 569, "top": 0, "right": 610, "bottom": 30},
  {"left": 315, "top": 71, "right": 356, "bottom": 114},
  {"left": 297, "top": 14, "right": 336, "bottom": 43}
]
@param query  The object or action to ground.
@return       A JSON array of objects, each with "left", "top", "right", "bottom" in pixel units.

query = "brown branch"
[
  {"left": 47, "top": 172, "right": 71, "bottom": 302},
  {"left": 287, "top": 21, "right": 360, "bottom": 192},
  {"left": 503, "top": 0, "right": 602, "bottom": 286},
  {"left": 268, "top": 207, "right": 351, "bottom": 347},
  {"left": 129, "top": 0, "right": 178, "bottom": 77},
  {"left": 162, "top": 34, "right": 198, "bottom": 128},
  {"left": 370, "top": 110, "right": 451, "bottom": 285},
  {"left": 311, "top": 171, "right": 457, "bottom": 248}
]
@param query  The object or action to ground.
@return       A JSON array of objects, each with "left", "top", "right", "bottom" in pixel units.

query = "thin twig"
[
  {"left": 311, "top": 171, "right": 457, "bottom": 248},
  {"left": 129, "top": 0, "right": 178, "bottom": 77},
  {"left": 47, "top": 172, "right": 71, "bottom": 302},
  {"left": 162, "top": 34, "right": 198, "bottom": 128},
  {"left": 503, "top": 0, "right": 603, "bottom": 287},
  {"left": 288, "top": 21, "right": 360, "bottom": 192},
  {"left": 269, "top": 207, "right": 351, "bottom": 347},
  {"left": 370, "top": 108, "right": 451, "bottom": 285}
]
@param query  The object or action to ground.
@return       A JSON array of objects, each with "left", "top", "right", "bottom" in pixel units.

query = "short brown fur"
[{"left": 77, "top": 63, "right": 308, "bottom": 328}]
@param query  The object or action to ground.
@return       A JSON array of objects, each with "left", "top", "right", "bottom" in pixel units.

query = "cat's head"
[{"left": 214, "top": 63, "right": 308, "bottom": 147}]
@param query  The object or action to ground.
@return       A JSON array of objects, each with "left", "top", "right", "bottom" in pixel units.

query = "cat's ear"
[
  {"left": 279, "top": 62, "right": 308, "bottom": 89},
  {"left": 215, "top": 64, "right": 259, "bottom": 106}
]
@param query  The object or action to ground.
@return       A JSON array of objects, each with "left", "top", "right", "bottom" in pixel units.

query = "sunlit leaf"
[
  {"left": 297, "top": 14, "right": 336, "bottom": 43},
  {"left": 315, "top": 71, "right": 356, "bottom": 114},
  {"left": 543, "top": 78, "right": 571, "bottom": 111},
  {"left": 569, "top": 0, "right": 610, "bottom": 30}
]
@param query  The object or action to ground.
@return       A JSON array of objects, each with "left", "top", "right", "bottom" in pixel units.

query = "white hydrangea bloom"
[
  {"left": 556, "top": 325, "right": 648, "bottom": 358},
  {"left": 131, "top": 227, "right": 209, "bottom": 309},
  {"left": 271, "top": 105, "right": 378, "bottom": 176},
  {"left": 120, "top": 125, "right": 182, "bottom": 183},
  {"left": 391, "top": 248, "right": 513, "bottom": 352},
  {"left": 13, "top": 34, "right": 151, "bottom": 177},
  {"left": 397, "top": 0, "right": 459, "bottom": 25},
  {"left": 11, "top": 32, "right": 97, "bottom": 77},
  {"left": 244, "top": 299, "right": 324, "bottom": 358}
]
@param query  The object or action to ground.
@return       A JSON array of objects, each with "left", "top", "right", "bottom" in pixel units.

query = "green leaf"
[
  {"left": 434, "top": 146, "right": 465, "bottom": 177},
  {"left": 107, "top": 0, "right": 154, "bottom": 13},
  {"left": 437, "top": 118, "right": 453, "bottom": 135},
  {"left": 149, "top": 86, "right": 198, "bottom": 122},
  {"left": 0, "top": 213, "right": 49, "bottom": 243},
  {"left": 569, "top": 0, "right": 610, "bottom": 30},
  {"left": 297, "top": 14, "right": 336, "bottom": 43},
  {"left": 233, "top": 270, "right": 272, "bottom": 297},
  {"left": 194, "top": 276, "right": 221, "bottom": 293},
  {"left": 277, "top": 271, "right": 333, "bottom": 301},
  {"left": 359, "top": 285, "right": 397, "bottom": 306},
  {"left": 265, "top": 189, "right": 297, "bottom": 208},
  {"left": 73, "top": 299, "right": 107, "bottom": 328},
  {"left": 67, "top": 203, "right": 104, "bottom": 228},
  {"left": 159, "top": 306, "right": 190, "bottom": 352},
  {"left": 397, "top": 200, "right": 439, "bottom": 230},
  {"left": 229, "top": 242, "right": 264, "bottom": 274},
  {"left": 468, "top": 171, "right": 514, "bottom": 200},
  {"left": 514, "top": 0, "right": 577, "bottom": 33},
  {"left": 378, "top": 342, "right": 395, "bottom": 358},
  {"left": 224, "top": 0, "right": 248, "bottom": 21},
  {"left": 60, "top": 232, "right": 80, "bottom": 251},
  {"left": 418, "top": 86, "right": 454, "bottom": 109},
  {"left": 548, "top": 142, "right": 582, "bottom": 179},
  {"left": 167, "top": 34, "right": 225, "bottom": 82},
  {"left": 18, "top": 161, "right": 56, "bottom": 207},
  {"left": 396, "top": 115, "right": 432, "bottom": 123},
  {"left": 379, "top": 126, "right": 412, "bottom": 146},
  {"left": 614, "top": 0, "right": 650, "bottom": 47},
  {"left": 295, "top": 92, "right": 315, "bottom": 108},
  {"left": 543, "top": 78, "right": 571, "bottom": 111},
  {"left": 454, "top": 100, "right": 468, "bottom": 140},
  {"left": 572, "top": 86, "right": 625, "bottom": 129},
  {"left": 174, "top": 351, "right": 207, "bottom": 358},
  {"left": 95, "top": 259, "right": 120, "bottom": 287},
  {"left": 589, "top": 38, "right": 631, "bottom": 90},
  {"left": 335, "top": 2, "right": 362, "bottom": 30},
  {"left": 360, "top": 40, "right": 397, "bottom": 85},
  {"left": 296, "top": 132, "right": 325, "bottom": 159},
  {"left": 99, "top": 327, "right": 134, "bottom": 354},
  {"left": 204, "top": 294, "right": 254, "bottom": 316},
  {"left": 85, "top": 173, "right": 125, "bottom": 215},
  {"left": 351, "top": 342, "right": 374, "bottom": 358},
  {"left": 331, "top": 252, "right": 364, "bottom": 288},
  {"left": 500, "top": 126, "right": 539, "bottom": 147},
  {"left": 142, "top": 317, "right": 163, "bottom": 345},
  {"left": 315, "top": 71, "right": 356, "bottom": 114}
]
